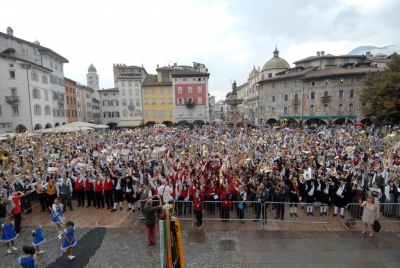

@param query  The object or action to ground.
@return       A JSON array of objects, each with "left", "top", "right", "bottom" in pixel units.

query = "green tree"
[{"left": 361, "top": 53, "right": 400, "bottom": 124}]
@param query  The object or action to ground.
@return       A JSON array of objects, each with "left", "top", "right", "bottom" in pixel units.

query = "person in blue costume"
[
  {"left": 18, "top": 245, "right": 38, "bottom": 268},
  {"left": 50, "top": 198, "right": 65, "bottom": 239},
  {"left": 1, "top": 215, "right": 18, "bottom": 254},
  {"left": 60, "top": 221, "right": 76, "bottom": 260},
  {"left": 32, "top": 223, "right": 46, "bottom": 254}
]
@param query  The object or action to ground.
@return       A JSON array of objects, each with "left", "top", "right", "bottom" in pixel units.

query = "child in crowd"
[
  {"left": 61, "top": 221, "right": 77, "bottom": 260},
  {"left": 32, "top": 223, "right": 46, "bottom": 254},
  {"left": 18, "top": 245, "right": 38, "bottom": 268},
  {"left": 1, "top": 215, "right": 18, "bottom": 254}
]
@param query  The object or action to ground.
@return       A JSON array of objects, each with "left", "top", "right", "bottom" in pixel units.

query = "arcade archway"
[{"left": 15, "top": 124, "right": 27, "bottom": 133}]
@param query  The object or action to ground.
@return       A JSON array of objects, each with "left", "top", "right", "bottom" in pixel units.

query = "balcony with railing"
[
  {"left": 5, "top": 96, "right": 20, "bottom": 104},
  {"left": 292, "top": 99, "right": 300, "bottom": 106},
  {"left": 58, "top": 98, "right": 65, "bottom": 104},
  {"left": 321, "top": 96, "right": 331, "bottom": 103},
  {"left": 128, "top": 105, "right": 135, "bottom": 110}
]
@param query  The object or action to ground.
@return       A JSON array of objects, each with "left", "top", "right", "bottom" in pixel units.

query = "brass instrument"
[
  {"left": 0, "top": 150, "right": 10, "bottom": 161},
  {"left": 383, "top": 156, "right": 391, "bottom": 169},
  {"left": 202, "top": 142, "right": 209, "bottom": 158},
  {"left": 255, "top": 186, "right": 262, "bottom": 199}
]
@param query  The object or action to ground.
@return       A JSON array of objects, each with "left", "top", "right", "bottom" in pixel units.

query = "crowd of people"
[{"left": 1, "top": 122, "right": 400, "bottom": 261}]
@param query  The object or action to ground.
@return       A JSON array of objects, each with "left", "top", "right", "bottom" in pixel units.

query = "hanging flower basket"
[{"left": 186, "top": 100, "right": 195, "bottom": 109}]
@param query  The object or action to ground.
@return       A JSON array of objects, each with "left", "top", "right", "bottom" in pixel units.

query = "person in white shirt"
[{"left": 158, "top": 179, "right": 173, "bottom": 204}]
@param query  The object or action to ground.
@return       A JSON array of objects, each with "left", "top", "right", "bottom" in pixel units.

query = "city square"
[{"left": 1, "top": 1, "right": 400, "bottom": 268}]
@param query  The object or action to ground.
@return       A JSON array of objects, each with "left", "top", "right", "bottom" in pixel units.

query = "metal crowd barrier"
[
  {"left": 20, "top": 191, "right": 39, "bottom": 214},
  {"left": 263, "top": 201, "right": 330, "bottom": 230},
  {"left": 134, "top": 199, "right": 194, "bottom": 227},
  {"left": 341, "top": 202, "right": 400, "bottom": 231},
  {"left": 202, "top": 200, "right": 263, "bottom": 228}
]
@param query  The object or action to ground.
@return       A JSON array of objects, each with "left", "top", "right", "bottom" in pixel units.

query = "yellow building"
[{"left": 142, "top": 66, "right": 173, "bottom": 126}]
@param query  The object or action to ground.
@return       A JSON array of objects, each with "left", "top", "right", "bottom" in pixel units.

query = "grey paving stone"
[{"left": 352, "top": 250, "right": 388, "bottom": 262}]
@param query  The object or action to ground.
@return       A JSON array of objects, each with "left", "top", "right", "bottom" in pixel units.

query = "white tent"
[
  {"left": 92, "top": 124, "right": 109, "bottom": 129},
  {"left": 59, "top": 122, "right": 97, "bottom": 128}
]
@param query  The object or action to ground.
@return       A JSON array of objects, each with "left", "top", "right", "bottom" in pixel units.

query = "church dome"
[
  {"left": 88, "top": 63, "right": 97, "bottom": 73},
  {"left": 261, "top": 47, "right": 290, "bottom": 71}
]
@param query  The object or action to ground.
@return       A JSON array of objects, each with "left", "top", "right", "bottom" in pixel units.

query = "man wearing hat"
[{"left": 332, "top": 177, "right": 351, "bottom": 218}]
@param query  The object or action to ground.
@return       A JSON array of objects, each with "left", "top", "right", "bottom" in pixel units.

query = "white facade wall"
[
  {"left": 0, "top": 57, "right": 52, "bottom": 133},
  {"left": 118, "top": 79, "right": 143, "bottom": 122},
  {"left": 100, "top": 90, "right": 120, "bottom": 125}
]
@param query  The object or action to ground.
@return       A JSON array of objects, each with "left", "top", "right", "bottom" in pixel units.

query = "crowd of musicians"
[{"left": 1, "top": 123, "right": 400, "bottom": 227}]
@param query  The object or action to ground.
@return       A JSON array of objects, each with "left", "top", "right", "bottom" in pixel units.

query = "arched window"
[
  {"left": 338, "top": 103, "right": 343, "bottom": 112},
  {"left": 349, "top": 89, "right": 354, "bottom": 98},
  {"left": 272, "top": 96, "right": 275, "bottom": 102},
  {"left": 323, "top": 104, "right": 328, "bottom": 112},
  {"left": 122, "top": 90, "right": 126, "bottom": 96},
  {"left": 135, "top": 110, "right": 141, "bottom": 116},
  {"left": 339, "top": 90, "right": 344, "bottom": 98},
  {"left": 323, "top": 91, "right": 329, "bottom": 97},
  {"left": 310, "top": 92, "right": 315, "bottom": 99},
  {"left": 129, "top": 90, "right": 133, "bottom": 96},
  {"left": 310, "top": 105, "right": 315, "bottom": 113},
  {"left": 129, "top": 99, "right": 134, "bottom": 106},
  {"left": 284, "top": 94, "right": 288, "bottom": 101},
  {"left": 122, "top": 99, "right": 127, "bottom": 106},
  {"left": 271, "top": 107, "right": 276, "bottom": 114},
  {"left": 122, "top": 110, "right": 128, "bottom": 117},
  {"left": 294, "top": 106, "right": 299, "bottom": 113},
  {"left": 283, "top": 107, "right": 288, "bottom": 113},
  {"left": 294, "top": 93, "right": 299, "bottom": 100},
  {"left": 349, "top": 103, "right": 354, "bottom": 111}
]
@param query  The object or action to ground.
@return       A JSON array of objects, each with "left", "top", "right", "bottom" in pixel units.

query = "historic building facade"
[
  {"left": 64, "top": 78, "right": 78, "bottom": 123},
  {"left": 99, "top": 88, "right": 119, "bottom": 129},
  {"left": 141, "top": 65, "right": 173, "bottom": 126}
]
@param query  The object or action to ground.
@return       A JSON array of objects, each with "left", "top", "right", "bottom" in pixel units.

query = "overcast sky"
[{"left": 2, "top": 0, "right": 399, "bottom": 101}]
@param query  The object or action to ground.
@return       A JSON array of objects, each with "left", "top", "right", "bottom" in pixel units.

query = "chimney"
[
  {"left": 317, "top": 51, "right": 320, "bottom": 56},
  {"left": 7, "top": 27, "right": 13, "bottom": 36},
  {"left": 366, "top": 51, "right": 372, "bottom": 59},
  {"left": 157, "top": 64, "right": 159, "bottom": 69},
  {"left": 321, "top": 51, "right": 325, "bottom": 56}
]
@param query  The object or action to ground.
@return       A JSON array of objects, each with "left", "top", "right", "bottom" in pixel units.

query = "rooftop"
[
  {"left": 294, "top": 54, "right": 366, "bottom": 64},
  {"left": 302, "top": 66, "right": 382, "bottom": 79},
  {"left": 142, "top": 74, "right": 172, "bottom": 86}
]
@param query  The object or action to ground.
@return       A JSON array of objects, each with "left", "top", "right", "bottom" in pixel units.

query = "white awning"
[{"left": 117, "top": 121, "right": 141, "bottom": 127}]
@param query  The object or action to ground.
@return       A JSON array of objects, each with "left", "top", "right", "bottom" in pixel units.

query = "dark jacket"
[{"left": 145, "top": 206, "right": 160, "bottom": 227}]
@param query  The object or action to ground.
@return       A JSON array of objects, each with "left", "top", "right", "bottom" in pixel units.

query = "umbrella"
[{"left": 354, "top": 122, "right": 363, "bottom": 127}]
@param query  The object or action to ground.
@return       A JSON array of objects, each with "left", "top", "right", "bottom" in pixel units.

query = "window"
[
  {"left": 122, "top": 99, "right": 127, "bottom": 106},
  {"left": 272, "top": 96, "right": 275, "bottom": 102},
  {"left": 161, "top": 110, "right": 166, "bottom": 117},
  {"left": 32, "top": 88, "right": 41, "bottom": 99},
  {"left": 160, "top": 98, "right": 165, "bottom": 104},
  {"left": 284, "top": 94, "right": 288, "bottom": 101},
  {"left": 327, "top": 58, "right": 335, "bottom": 65},
  {"left": 122, "top": 90, "right": 126, "bottom": 96},
  {"left": 151, "top": 88, "right": 156, "bottom": 94},
  {"left": 160, "top": 88, "right": 164, "bottom": 94},
  {"left": 123, "top": 110, "right": 128, "bottom": 117},
  {"left": 144, "top": 111, "right": 149, "bottom": 117},
  {"left": 129, "top": 99, "right": 134, "bottom": 106},
  {"left": 112, "top": 112, "right": 119, "bottom": 118},
  {"left": 198, "top": 97, "right": 202, "bottom": 105},
  {"left": 129, "top": 90, "right": 133, "bottom": 96},
  {"left": 152, "top": 98, "right": 156, "bottom": 104},
  {"left": 121, "top": 82, "right": 125, "bottom": 87},
  {"left": 143, "top": 89, "right": 148, "bottom": 94},
  {"left": 304, "top": 61, "right": 311, "bottom": 67},
  {"left": 271, "top": 107, "right": 276, "bottom": 114},
  {"left": 42, "top": 76, "right": 48, "bottom": 84},
  {"left": 350, "top": 77, "right": 355, "bottom": 84},
  {"left": 169, "top": 110, "right": 173, "bottom": 117},
  {"left": 283, "top": 107, "right": 288, "bottom": 113},
  {"left": 338, "top": 103, "right": 343, "bottom": 112},
  {"left": 112, "top": 100, "right": 119, "bottom": 106},
  {"left": 9, "top": 71, "right": 15, "bottom": 79},
  {"left": 34, "top": 48, "right": 40, "bottom": 55},
  {"left": 128, "top": 82, "right": 132, "bottom": 87},
  {"left": 339, "top": 90, "right": 344, "bottom": 98},
  {"left": 144, "top": 98, "right": 148, "bottom": 104},
  {"left": 349, "top": 103, "right": 354, "bottom": 112},
  {"left": 103, "top": 100, "right": 110, "bottom": 106},
  {"left": 284, "top": 81, "right": 288, "bottom": 88},
  {"left": 34, "top": 105, "right": 41, "bottom": 115},
  {"left": 187, "top": 97, "right": 193, "bottom": 103},
  {"left": 34, "top": 59, "right": 41, "bottom": 65},
  {"left": 152, "top": 111, "right": 157, "bottom": 117},
  {"left": 311, "top": 81, "right": 315, "bottom": 86},
  {"left": 272, "top": 83, "right": 275, "bottom": 89},
  {"left": 268, "top": 73, "right": 272, "bottom": 78},
  {"left": 168, "top": 88, "right": 172, "bottom": 94},
  {"left": 161, "top": 72, "right": 170, "bottom": 82},
  {"left": 45, "top": 105, "right": 51, "bottom": 115},
  {"left": 22, "top": 45, "right": 28, "bottom": 55},
  {"left": 341, "top": 58, "right": 349, "bottom": 65},
  {"left": 136, "top": 99, "right": 140, "bottom": 106},
  {"left": 310, "top": 105, "right": 315, "bottom": 113},
  {"left": 323, "top": 91, "right": 329, "bottom": 97},
  {"left": 31, "top": 72, "right": 38, "bottom": 81},
  {"left": 197, "top": 86, "right": 202, "bottom": 93},
  {"left": 295, "top": 80, "right": 299, "bottom": 87},
  {"left": 0, "top": 106, "right": 2, "bottom": 117},
  {"left": 310, "top": 92, "right": 315, "bottom": 99},
  {"left": 135, "top": 90, "right": 139, "bottom": 96},
  {"left": 55, "top": 64, "right": 58, "bottom": 71},
  {"left": 168, "top": 98, "right": 172, "bottom": 104},
  {"left": 188, "top": 87, "right": 192, "bottom": 94},
  {"left": 135, "top": 82, "right": 139, "bottom": 87},
  {"left": 178, "top": 87, "right": 182, "bottom": 94},
  {"left": 50, "top": 61, "right": 53, "bottom": 68},
  {"left": 349, "top": 89, "right": 354, "bottom": 98},
  {"left": 294, "top": 106, "right": 299, "bottom": 113},
  {"left": 177, "top": 98, "right": 184, "bottom": 105},
  {"left": 323, "top": 104, "right": 328, "bottom": 112},
  {"left": 12, "top": 106, "right": 19, "bottom": 116}
]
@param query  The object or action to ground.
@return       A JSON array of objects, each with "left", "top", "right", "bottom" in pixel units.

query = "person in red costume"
[{"left": 193, "top": 187, "right": 205, "bottom": 226}]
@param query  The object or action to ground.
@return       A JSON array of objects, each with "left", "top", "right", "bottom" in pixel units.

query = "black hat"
[{"left": 339, "top": 177, "right": 346, "bottom": 182}]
